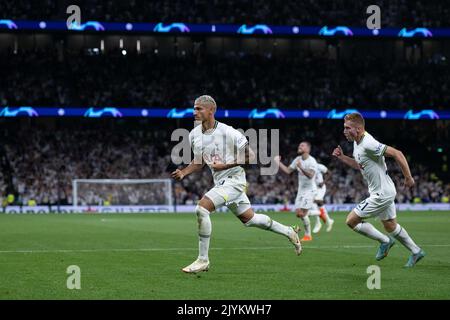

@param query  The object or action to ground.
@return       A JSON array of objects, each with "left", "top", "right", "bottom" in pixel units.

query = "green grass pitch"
[{"left": 0, "top": 211, "right": 449, "bottom": 299}]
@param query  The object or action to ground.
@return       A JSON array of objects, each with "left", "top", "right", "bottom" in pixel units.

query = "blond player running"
[{"left": 332, "top": 113, "right": 425, "bottom": 267}]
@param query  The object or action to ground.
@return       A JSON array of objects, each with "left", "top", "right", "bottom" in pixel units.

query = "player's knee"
[
  {"left": 296, "top": 210, "right": 305, "bottom": 218},
  {"left": 346, "top": 216, "right": 357, "bottom": 228},
  {"left": 233, "top": 205, "right": 253, "bottom": 224},
  {"left": 383, "top": 220, "right": 397, "bottom": 233},
  {"left": 198, "top": 197, "right": 215, "bottom": 212},
  {"left": 195, "top": 205, "right": 210, "bottom": 222},
  {"left": 346, "top": 210, "right": 362, "bottom": 228},
  {"left": 243, "top": 217, "right": 256, "bottom": 227}
]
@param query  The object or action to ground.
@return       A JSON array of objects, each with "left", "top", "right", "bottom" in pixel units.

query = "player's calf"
[
  {"left": 243, "top": 212, "right": 302, "bottom": 255},
  {"left": 196, "top": 205, "right": 212, "bottom": 261},
  {"left": 182, "top": 205, "right": 212, "bottom": 274},
  {"left": 295, "top": 209, "right": 312, "bottom": 239},
  {"left": 388, "top": 223, "right": 423, "bottom": 258},
  {"left": 349, "top": 211, "right": 390, "bottom": 244}
]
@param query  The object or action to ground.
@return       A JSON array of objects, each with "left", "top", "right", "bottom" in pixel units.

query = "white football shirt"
[
  {"left": 353, "top": 131, "right": 396, "bottom": 197},
  {"left": 315, "top": 163, "right": 328, "bottom": 186},
  {"left": 289, "top": 155, "right": 318, "bottom": 193},
  {"left": 189, "top": 121, "right": 248, "bottom": 186}
]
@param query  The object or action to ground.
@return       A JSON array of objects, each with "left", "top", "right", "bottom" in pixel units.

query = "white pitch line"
[{"left": 0, "top": 244, "right": 448, "bottom": 254}]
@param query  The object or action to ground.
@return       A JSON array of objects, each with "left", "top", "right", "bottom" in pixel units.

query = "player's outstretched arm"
[
  {"left": 274, "top": 155, "right": 294, "bottom": 175},
  {"left": 332, "top": 145, "right": 360, "bottom": 170},
  {"left": 384, "top": 146, "right": 415, "bottom": 187},
  {"left": 171, "top": 159, "right": 204, "bottom": 180}
]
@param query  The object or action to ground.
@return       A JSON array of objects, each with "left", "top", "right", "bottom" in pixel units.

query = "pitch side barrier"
[{"left": 2, "top": 204, "right": 449, "bottom": 214}]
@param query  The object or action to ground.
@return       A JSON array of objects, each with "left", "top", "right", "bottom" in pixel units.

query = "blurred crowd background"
[
  {"left": 1, "top": 50, "right": 449, "bottom": 110},
  {"left": 1, "top": 0, "right": 449, "bottom": 27},
  {"left": 1, "top": 120, "right": 448, "bottom": 206}
]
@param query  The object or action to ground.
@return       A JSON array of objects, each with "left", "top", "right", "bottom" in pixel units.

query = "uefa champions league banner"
[
  {"left": 1, "top": 107, "right": 449, "bottom": 120},
  {"left": 2, "top": 204, "right": 450, "bottom": 214},
  {"left": 1, "top": 20, "right": 450, "bottom": 38}
]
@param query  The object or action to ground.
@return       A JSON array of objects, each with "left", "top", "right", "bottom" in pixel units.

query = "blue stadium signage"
[
  {"left": 1, "top": 107, "right": 448, "bottom": 120},
  {"left": 1, "top": 20, "right": 449, "bottom": 38}
]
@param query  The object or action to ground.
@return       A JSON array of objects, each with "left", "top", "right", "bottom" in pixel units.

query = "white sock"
[
  {"left": 196, "top": 205, "right": 211, "bottom": 261},
  {"left": 315, "top": 216, "right": 321, "bottom": 226},
  {"left": 245, "top": 213, "right": 291, "bottom": 237},
  {"left": 309, "top": 209, "right": 320, "bottom": 216},
  {"left": 301, "top": 216, "right": 311, "bottom": 236},
  {"left": 389, "top": 224, "right": 421, "bottom": 254},
  {"left": 320, "top": 206, "right": 333, "bottom": 225},
  {"left": 353, "top": 222, "right": 389, "bottom": 243}
]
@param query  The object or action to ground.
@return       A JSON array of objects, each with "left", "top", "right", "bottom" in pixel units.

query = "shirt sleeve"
[
  {"left": 188, "top": 131, "right": 193, "bottom": 149},
  {"left": 315, "top": 164, "right": 324, "bottom": 183},
  {"left": 315, "top": 173, "right": 324, "bottom": 184},
  {"left": 230, "top": 127, "right": 248, "bottom": 149},
  {"left": 365, "top": 135, "right": 387, "bottom": 158},
  {"left": 189, "top": 130, "right": 203, "bottom": 163},
  {"left": 318, "top": 163, "right": 328, "bottom": 174},
  {"left": 289, "top": 157, "right": 298, "bottom": 170}
]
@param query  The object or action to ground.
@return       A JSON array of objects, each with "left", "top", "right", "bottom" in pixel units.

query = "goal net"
[{"left": 72, "top": 179, "right": 173, "bottom": 207}]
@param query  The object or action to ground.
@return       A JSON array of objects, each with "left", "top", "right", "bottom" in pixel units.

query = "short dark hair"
[{"left": 301, "top": 141, "right": 311, "bottom": 148}]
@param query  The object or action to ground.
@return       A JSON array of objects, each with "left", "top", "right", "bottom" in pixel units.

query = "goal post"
[{"left": 72, "top": 179, "right": 173, "bottom": 207}]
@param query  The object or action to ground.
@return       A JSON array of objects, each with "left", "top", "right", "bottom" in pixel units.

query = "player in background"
[
  {"left": 311, "top": 163, "right": 334, "bottom": 234},
  {"left": 275, "top": 142, "right": 318, "bottom": 241},
  {"left": 172, "top": 95, "right": 302, "bottom": 274},
  {"left": 332, "top": 113, "right": 425, "bottom": 267}
]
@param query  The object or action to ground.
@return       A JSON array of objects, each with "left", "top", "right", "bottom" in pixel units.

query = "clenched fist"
[
  {"left": 404, "top": 176, "right": 415, "bottom": 188},
  {"left": 171, "top": 169, "right": 184, "bottom": 180},
  {"left": 332, "top": 145, "right": 344, "bottom": 158}
]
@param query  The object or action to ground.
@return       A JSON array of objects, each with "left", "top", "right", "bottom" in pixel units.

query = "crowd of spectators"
[
  {"left": 0, "top": 120, "right": 448, "bottom": 207},
  {"left": 1, "top": 124, "right": 172, "bottom": 206},
  {"left": 1, "top": 0, "right": 449, "bottom": 27},
  {"left": 1, "top": 49, "right": 449, "bottom": 110}
]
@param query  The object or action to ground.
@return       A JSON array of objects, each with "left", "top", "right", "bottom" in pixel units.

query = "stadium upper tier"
[
  {"left": 1, "top": 0, "right": 449, "bottom": 28},
  {"left": 0, "top": 50, "right": 448, "bottom": 110}
]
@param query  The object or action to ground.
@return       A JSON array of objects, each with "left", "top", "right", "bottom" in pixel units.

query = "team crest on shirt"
[
  {"left": 203, "top": 141, "right": 223, "bottom": 164},
  {"left": 375, "top": 143, "right": 383, "bottom": 154}
]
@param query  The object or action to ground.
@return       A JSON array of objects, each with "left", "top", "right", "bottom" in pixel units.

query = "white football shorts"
[
  {"left": 294, "top": 190, "right": 316, "bottom": 210},
  {"left": 205, "top": 178, "right": 251, "bottom": 216},
  {"left": 354, "top": 194, "right": 397, "bottom": 221},
  {"left": 314, "top": 185, "right": 326, "bottom": 201}
]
